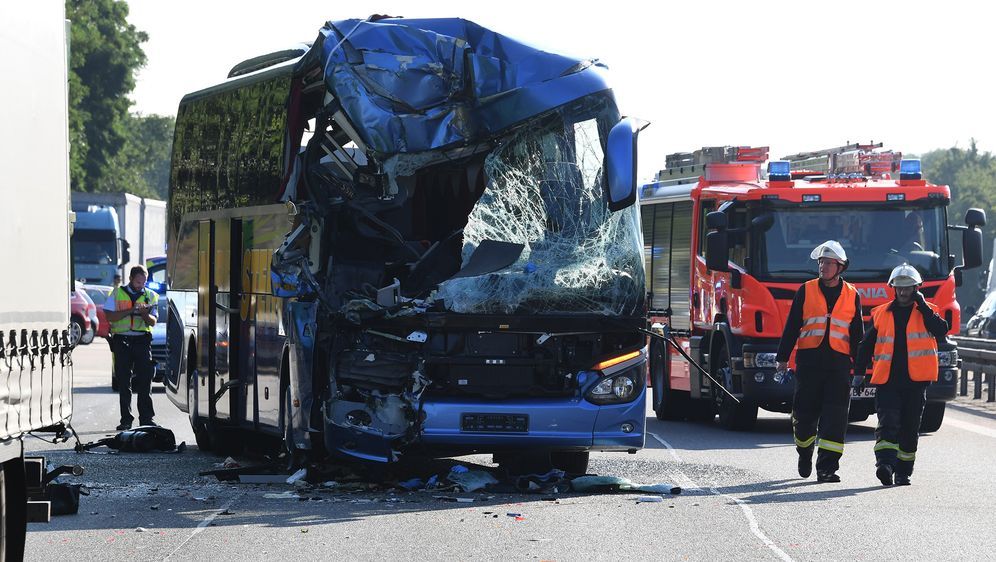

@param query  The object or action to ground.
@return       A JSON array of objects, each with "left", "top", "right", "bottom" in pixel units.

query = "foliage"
[
  {"left": 920, "top": 140, "right": 996, "bottom": 312},
  {"left": 66, "top": 0, "right": 147, "bottom": 192}
]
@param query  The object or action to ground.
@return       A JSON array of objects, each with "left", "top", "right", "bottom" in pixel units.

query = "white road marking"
[
  {"left": 649, "top": 432, "right": 794, "bottom": 562},
  {"left": 164, "top": 494, "right": 240, "bottom": 560},
  {"left": 944, "top": 416, "right": 996, "bottom": 439},
  {"left": 648, "top": 431, "right": 682, "bottom": 462}
]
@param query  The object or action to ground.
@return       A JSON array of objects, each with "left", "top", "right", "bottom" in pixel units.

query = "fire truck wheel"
[
  {"left": 651, "top": 340, "right": 686, "bottom": 421},
  {"left": 713, "top": 345, "right": 758, "bottom": 431},
  {"left": 919, "top": 402, "right": 945, "bottom": 432}
]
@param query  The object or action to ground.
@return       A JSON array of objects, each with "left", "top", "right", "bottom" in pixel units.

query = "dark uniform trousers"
[
  {"left": 874, "top": 383, "right": 927, "bottom": 478},
  {"left": 792, "top": 363, "right": 851, "bottom": 474},
  {"left": 113, "top": 333, "right": 156, "bottom": 425}
]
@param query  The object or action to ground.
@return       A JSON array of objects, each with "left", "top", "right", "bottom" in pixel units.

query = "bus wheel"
[
  {"left": 713, "top": 345, "right": 757, "bottom": 431},
  {"left": 280, "top": 385, "right": 305, "bottom": 468},
  {"left": 919, "top": 402, "right": 946, "bottom": 432},
  {"left": 550, "top": 451, "right": 589, "bottom": 475},
  {"left": 187, "top": 371, "right": 212, "bottom": 452}
]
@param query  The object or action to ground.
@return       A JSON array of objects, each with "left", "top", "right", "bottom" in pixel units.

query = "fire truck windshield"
[{"left": 755, "top": 205, "right": 948, "bottom": 282}]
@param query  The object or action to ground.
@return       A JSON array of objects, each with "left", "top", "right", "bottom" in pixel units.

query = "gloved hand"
[
  {"left": 914, "top": 290, "right": 928, "bottom": 309},
  {"left": 850, "top": 374, "right": 864, "bottom": 389}
]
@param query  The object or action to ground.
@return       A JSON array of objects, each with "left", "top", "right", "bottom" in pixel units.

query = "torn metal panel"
[
  {"left": 310, "top": 18, "right": 610, "bottom": 155},
  {"left": 285, "top": 301, "right": 318, "bottom": 450}
]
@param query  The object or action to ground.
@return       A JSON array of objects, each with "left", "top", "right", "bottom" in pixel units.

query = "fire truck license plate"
[{"left": 851, "top": 387, "right": 876, "bottom": 398}]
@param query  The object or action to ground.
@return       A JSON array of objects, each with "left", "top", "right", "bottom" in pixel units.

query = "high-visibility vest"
[
  {"left": 869, "top": 302, "right": 939, "bottom": 384},
  {"left": 797, "top": 279, "right": 857, "bottom": 355},
  {"left": 109, "top": 286, "right": 159, "bottom": 334}
]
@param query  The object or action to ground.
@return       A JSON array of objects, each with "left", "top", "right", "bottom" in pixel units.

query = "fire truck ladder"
[{"left": 780, "top": 141, "right": 902, "bottom": 177}]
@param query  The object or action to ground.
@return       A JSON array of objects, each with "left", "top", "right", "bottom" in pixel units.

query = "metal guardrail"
[{"left": 951, "top": 336, "right": 996, "bottom": 403}]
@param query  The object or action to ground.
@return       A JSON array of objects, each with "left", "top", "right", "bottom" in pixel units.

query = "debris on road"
[{"left": 75, "top": 426, "right": 185, "bottom": 454}]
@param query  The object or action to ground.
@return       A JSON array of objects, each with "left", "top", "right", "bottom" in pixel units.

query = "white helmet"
[
  {"left": 810, "top": 240, "right": 848, "bottom": 265},
  {"left": 888, "top": 263, "right": 923, "bottom": 287}
]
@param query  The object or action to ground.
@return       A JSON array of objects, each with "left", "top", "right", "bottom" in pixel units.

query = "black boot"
[
  {"left": 798, "top": 450, "right": 813, "bottom": 478},
  {"left": 894, "top": 474, "right": 911, "bottom": 486},
  {"left": 876, "top": 464, "right": 894, "bottom": 486},
  {"left": 816, "top": 472, "right": 840, "bottom": 483}
]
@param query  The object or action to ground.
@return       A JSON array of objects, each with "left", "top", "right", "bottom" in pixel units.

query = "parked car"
[
  {"left": 147, "top": 256, "right": 168, "bottom": 382},
  {"left": 965, "top": 291, "right": 996, "bottom": 338},
  {"left": 82, "top": 284, "right": 112, "bottom": 340},
  {"left": 70, "top": 282, "right": 94, "bottom": 345}
]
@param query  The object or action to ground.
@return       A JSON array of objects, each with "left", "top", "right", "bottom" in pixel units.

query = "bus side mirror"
[{"left": 605, "top": 117, "right": 648, "bottom": 212}]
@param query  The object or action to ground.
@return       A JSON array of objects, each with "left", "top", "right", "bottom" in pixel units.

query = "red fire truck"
[{"left": 641, "top": 143, "right": 985, "bottom": 431}]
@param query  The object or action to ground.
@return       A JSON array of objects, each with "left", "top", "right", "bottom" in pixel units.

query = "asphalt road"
[{"left": 23, "top": 343, "right": 996, "bottom": 561}]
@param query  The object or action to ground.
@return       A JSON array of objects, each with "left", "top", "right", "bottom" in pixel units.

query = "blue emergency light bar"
[
  {"left": 767, "top": 160, "right": 791, "bottom": 181},
  {"left": 900, "top": 159, "right": 922, "bottom": 180}
]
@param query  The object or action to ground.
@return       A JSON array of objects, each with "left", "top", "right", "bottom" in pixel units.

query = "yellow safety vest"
[{"left": 109, "top": 287, "right": 159, "bottom": 334}]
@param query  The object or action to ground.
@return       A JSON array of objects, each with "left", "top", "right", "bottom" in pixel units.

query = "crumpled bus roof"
[{"left": 308, "top": 17, "right": 611, "bottom": 155}]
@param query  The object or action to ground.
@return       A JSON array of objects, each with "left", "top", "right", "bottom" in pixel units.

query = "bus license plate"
[
  {"left": 461, "top": 413, "right": 528, "bottom": 433},
  {"left": 851, "top": 387, "right": 876, "bottom": 398}
]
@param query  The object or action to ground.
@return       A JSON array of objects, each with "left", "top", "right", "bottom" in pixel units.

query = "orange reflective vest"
[
  {"left": 869, "top": 302, "right": 939, "bottom": 384},
  {"left": 797, "top": 279, "right": 857, "bottom": 356}
]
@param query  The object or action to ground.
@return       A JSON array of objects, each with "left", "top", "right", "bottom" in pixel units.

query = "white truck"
[
  {"left": 0, "top": 4, "right": 76, "bottom": 556},
  {"left": 71, "top": 191, "right": 167, "bottom": 284}
]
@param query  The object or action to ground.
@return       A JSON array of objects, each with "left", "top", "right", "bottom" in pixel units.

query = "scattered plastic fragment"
[
  {"left": 447, "top": 469, "right": 498, "bottom": 492},
  {"left": 286, "top": 468, "right": 308, "bottom": 484},
  {"left": 636, "top": 496, "right": 663, "bottom": 503},
  {"left": 264, "top": 491, "right": 298, "bottom": 499}
]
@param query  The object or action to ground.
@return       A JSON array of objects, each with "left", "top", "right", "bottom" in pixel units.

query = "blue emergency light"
[
  {"left": 768, "top": 160, "right": 791, "bottom": 181},
  {"left": 900, "top": 159, "right": 922, "bottom": 180}
]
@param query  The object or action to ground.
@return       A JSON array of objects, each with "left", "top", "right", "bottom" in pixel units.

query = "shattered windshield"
[
  {"left": 756, "top": 205, "right": 948, "bottom": 281},
  {"left": 434, "top": 107, "right": 645, "bottom": 316}
]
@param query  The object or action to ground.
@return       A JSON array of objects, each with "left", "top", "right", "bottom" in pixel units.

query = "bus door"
[{"left": 197, "top": 218, "right": 244, "bottom": 424}]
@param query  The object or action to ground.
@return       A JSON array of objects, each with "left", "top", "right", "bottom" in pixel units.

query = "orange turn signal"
[{"left": 592, "top": 350, "right": 640, "bottom": 372}]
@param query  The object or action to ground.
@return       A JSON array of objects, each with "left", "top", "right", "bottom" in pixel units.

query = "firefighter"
[
  {"left": 102, "top": 265, "right": 159, "bottom": 430},
  {"left": 775, "top": 241, "right": 863, "bottom": 483},
  {"left": 855, "top": 264, "right": 948, "bottom": 486}
]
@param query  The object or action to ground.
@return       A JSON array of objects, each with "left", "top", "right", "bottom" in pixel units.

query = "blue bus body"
[{"left": 163, "top": 17, "right": 647, "bottom": 469}]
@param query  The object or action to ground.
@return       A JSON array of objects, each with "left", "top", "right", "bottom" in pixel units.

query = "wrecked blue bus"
[{"left": 163, "top": 16, "right": 647, "bottom": 473}]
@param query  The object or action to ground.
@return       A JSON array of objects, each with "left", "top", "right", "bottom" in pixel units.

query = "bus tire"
[
  {"left": 919, "top": 402, "right": 945, "bottom": 433},
  {"left": 187, "top": 370, "right": 212, "bottom": 452},
  {"left": 550, "top": 451, "right": 589, "bottom": 475},
  {"left": 280, "top": 384, "right": 304, "bottom": 468}
]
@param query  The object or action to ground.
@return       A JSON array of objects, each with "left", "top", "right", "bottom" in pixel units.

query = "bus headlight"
[{"left": 937, "top": 350, "right": 958, "bottom": 368}]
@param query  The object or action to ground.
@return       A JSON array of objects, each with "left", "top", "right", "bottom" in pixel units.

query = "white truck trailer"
[
  {"left": 0, "top": 3, "right": 76, "bottom": 556},
  {"left": 71, "top": 191, "right": 167, "bottom": 283}
]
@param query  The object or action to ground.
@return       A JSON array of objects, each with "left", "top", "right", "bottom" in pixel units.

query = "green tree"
[
  {"left": 66, "top": 0, "right": 147, "bottom": 192},
  {"left": 921, "top": 140, "right": 996, "bottom": 313},
  {"left": 104, "top": 113, "right": 175, "bottom": 199}
]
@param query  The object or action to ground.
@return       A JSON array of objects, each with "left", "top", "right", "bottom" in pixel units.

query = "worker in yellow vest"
[
  {"left": 855, "top": 264, "right": 948, "bottom": 486},
  {"left": 776, "top": 241, "right": 863, "bottom": 483},
  {"left": 102, "top": 265, "right": 159, "bottom": 430}
]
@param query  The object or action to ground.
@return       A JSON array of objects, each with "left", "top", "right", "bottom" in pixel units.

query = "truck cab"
[{"left": 71, "top": 205, "right": 127, "bottom": 285}]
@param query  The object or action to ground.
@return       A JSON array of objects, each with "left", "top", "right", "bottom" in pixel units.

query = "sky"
[{"left": 126, "top": 0, "right": 993, "bottom": 181}]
